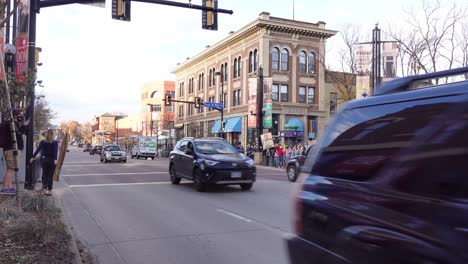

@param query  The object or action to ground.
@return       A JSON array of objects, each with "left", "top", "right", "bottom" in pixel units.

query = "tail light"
[{"left": 293, "top": 195, "right": 303, "bottom": 236}]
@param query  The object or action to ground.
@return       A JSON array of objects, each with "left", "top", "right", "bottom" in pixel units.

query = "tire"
[
  {"left": 137, "top": 155, "right": 140, "bottom": 159},
  {"left": 240, "top": 183, "right": 253, "bottom": 191},
  {"left": 151, "top": 157, "right": 155, "bottom": 160},
  {"left": 100, "top": 157, "right": 103, "bottom": 163},
  {"left": 193, "top": 168, "right": 206, "bottom": 192},
  {"left": 123, "top": 159, "right": 127, "bottom": 163},
  {"left": 287, "top": 165, "right": 298, "bottom": 182},
  {"left": 169, "top": 165, "right": 181, "bottom": 185}
]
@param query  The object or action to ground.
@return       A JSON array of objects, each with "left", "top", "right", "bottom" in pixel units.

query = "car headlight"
[
  {"left": 246, "top": 159, "right": 255, "bottom": 167},
  {"left": 205, "top": 160, "right": 219, "bottom": 166}
]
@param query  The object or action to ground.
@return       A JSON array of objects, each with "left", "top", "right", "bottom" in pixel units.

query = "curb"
[{"left": 53, "top": 193, "right": 83, "bottom": 264}]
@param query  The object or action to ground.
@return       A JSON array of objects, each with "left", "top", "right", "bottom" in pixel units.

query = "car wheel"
[
  {"left": 123, "top": 159, "right": 127, "bottom": 163},
  {"left": 137, "top": 155, "right": 140, "bottom": 159},
  {"left": 169, "top": 165, "right": 181, "bottom": 185},
  {"left": 151, "top": 157, "right": 155, "bottom": 160},
  {"left": 240, "top": 183, "right": 253, "bottom": 191},
  {"left": 287, "top": 165, "right": 298, "bottom": 182},
  {"left": 193, "top": 168, "right": 206, "bottom": 192}
]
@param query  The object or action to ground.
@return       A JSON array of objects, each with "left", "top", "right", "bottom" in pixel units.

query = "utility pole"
[{"left": 256, "top": 66, "right": 264, "bottom": 151}]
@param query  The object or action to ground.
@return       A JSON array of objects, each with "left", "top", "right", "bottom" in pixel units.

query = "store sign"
[
  {"left": 263, "top": 103, "right": 272, "bottom": 128},
  {"left": 280, "top": 131, "right": 303, "bottom": 137}
]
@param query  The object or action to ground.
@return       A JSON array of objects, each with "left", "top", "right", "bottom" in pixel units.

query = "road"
[{"left": 56, "top": 147, "right": 297, "bottom": 264}]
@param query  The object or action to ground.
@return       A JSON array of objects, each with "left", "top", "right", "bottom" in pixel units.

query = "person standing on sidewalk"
[
  {"left": 30, "top": 129, "right": 58, "bottom": 196},
  {"left": 1, "top": 109, "right": 30, "bottom": 194}
]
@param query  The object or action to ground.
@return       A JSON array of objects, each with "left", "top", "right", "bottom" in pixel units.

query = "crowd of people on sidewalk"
[{"left": 242, "top": 142, "right": 308, "bottom": 168}]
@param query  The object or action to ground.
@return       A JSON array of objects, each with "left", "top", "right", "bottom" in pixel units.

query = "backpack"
[{"left": 0, "top": 121, "right": 10, "bottom": 148}]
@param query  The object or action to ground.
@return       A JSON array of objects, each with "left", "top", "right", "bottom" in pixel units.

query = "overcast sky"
[{"left": 34, "top": 0, "right": 444, "bottom": 124}]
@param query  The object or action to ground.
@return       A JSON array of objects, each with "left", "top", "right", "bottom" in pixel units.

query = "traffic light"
[
  {"left": 194, "top": 97, "right": 202, "bottom": 108},
  {"left": 112, "top": 0, "right": 131, "bottom": 21},
  {"left": 164, "top": 94, "right": 172, "bottom": 106},
  {"left": 221, "top": 121, "right": 226, "bottom": 130},
  {"left": 202, "top": 0, "right": 218, "bottom": 30}
]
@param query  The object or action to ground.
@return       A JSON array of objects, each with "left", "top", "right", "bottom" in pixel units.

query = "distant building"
[
  {"left": 140, "top": 81, "right": 175, "bottom": 137},
  {"left": 172, "top": 12, "right": 337, "bottom": 147},
  {"left": 91, "top": 113, "right": 127, "bottom": 145}
]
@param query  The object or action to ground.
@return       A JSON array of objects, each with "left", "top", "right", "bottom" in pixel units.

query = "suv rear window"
[{"left": 312, "top": 96, "right": 461, "bottom": 181}]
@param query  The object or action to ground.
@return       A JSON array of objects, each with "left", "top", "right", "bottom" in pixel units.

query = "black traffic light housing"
[
  {"left": 112, "top": 0, "right": 131, "bottom": 21},
  {"left": 194, "top": 97, "right": 202, "bottom": 108},
  {"left": 221, "top": 120, "right": 226, "bottom": 130},
  {"left": 164, "top": 94, "right": 172, "bottom": 106}
]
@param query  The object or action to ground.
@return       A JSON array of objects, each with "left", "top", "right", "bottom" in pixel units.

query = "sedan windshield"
[
  {"left": 195, "top": 141, "right": 239, "bottom": 155},
  {"left": 107, "top": 146, "right": 122, "bottom": 151}
]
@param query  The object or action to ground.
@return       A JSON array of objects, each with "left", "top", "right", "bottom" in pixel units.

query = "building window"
[
  {"left": 189, "top": 78, "right": 194, "bottom": 94},
  {"left": 233, "top": 89, "right": 242, "bottom": 106},
  {"left": 272, "top": 84, "right": 279, "bottom": 101},
  {"left": 208, "top": 96, "right": 215, "bottom": 111},
  {"left": 179, "top": 82, "right": 184, "bottom": 97},
  {"left": 299, "top": 51, "right": 307, "bottom": 73},
  {"left": 233, "top": 58, "right": 238, "bottom": 78},
  {"left": 253, "top": 49, "right": 258, "bottom": 72},
  {"left": 212, "top": 68, "right": 216, "bottom": 86},
  {"left": 150, "top": 104, "right": 161, "bottom": 112},
  {"left": 198, "top": 74, "right": 204, "bottom": 91},
  {"left": 307, "top": 87, "right": 315, "bottom": 104},
  {"left": 221, "top": 64, "right": 224, "bottom": 81},
  {"left": 249, "top": 51, "right": 253, "bottom": 73},
  {"left": 272, "top": 48, "right": 280, "bottom": 71},
  {"left": 330, "top": 92, "right": 337, "bottom": 115},
  {"left": 209, "top": 69, "right": 213, "bottom": 87},
  {"left": 197, "top": 101, "right": 204, "bottom": 114},
  {"left": 308, "top": 52, "right": 316, "bottom": 74},
  {"left": 298, "top": 86, "right": 306, "bottom": 103},
  {"left": 281, "top": 84, "right": 288, "bottom": 102},
  {"left": 237, "top": 56, "right": 241, "bottom": 78},
  {"left": 178, "top": 105, "right": 184, "bottom": 118},
  {"left": 201, "top": 73, "right": 205, "bottom": 89},
  {"left": 188, "top": 104, "right": 194, "bottom": 116},
  {"left": 224, "top": 62, "right": 228, "bottom": 82},
  {"left": 281, "top": 49, "right": 289, "bottom": 71}
]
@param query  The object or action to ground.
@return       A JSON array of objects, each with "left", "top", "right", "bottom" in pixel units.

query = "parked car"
[
  {"left": 287, "top": 67, "right": 468, "bottom": 264},
  {"left": 169, "top": 137, "right": 256, "bottom": 192},
  {"left": 77, "top": 143, "right": 84, "bottom": 148},
  {"left": 90, "top": 145, "right": 102, "bottom": 155},
  {"left": 285, "top": 145, "right": 313, "bottom": 182},
  {"left": 100, "top": 145, "right": 127, "bottom": 163},
  {"left": 83, "top": 144, "right": 92, "bottom": 152}
]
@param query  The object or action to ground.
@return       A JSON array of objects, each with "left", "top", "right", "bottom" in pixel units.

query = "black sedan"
[
  {"left": 169, "top": 137, "right": 256, "bottom": 192},
  {"left": 285, "top": 145, "right": 313, "bottom": 182},
  {"left": 90, "top": 145, "right": 103, "bottom": 155}
]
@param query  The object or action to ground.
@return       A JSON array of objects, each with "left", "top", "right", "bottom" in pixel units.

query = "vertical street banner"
[
  {"left": 262, "top": 77, "right": 273, "bottom": 128},
  {"left": 16, "top": 0, "right": 30, "bottom": 83},
  {"left": 0, "top": 0, "right": 7, "bottom": 81},
  {"left": 247, "top": 77, "right": 257, "bottom": 127}
]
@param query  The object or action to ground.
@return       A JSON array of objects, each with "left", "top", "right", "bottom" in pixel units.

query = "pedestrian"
[
  {"left": 0, "top": 109, "right": 30, "bottom": 194},
  {"left": 30, "top": 129, "right": 59, "bottom": 196},
  {"left": 285, "top": 145, "right": 291, "bottom": 163}
]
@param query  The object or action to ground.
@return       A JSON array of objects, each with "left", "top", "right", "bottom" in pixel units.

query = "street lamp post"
[{"left": 214, "top": 71, "right": 224, "bottom": 137}]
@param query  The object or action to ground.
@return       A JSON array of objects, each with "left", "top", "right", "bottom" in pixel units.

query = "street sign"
[{"left": 203, "top": 102, "right": 224, "bottom": 108}]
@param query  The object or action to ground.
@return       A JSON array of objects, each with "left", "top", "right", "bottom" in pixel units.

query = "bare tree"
[
  {"left": 34, "top": 93, "right": 56, "bottom": 132},
  {"left": 387, "top": 0, "right": 467, "bottom": 77},
  {"left": 321, "top": 23, "right": 359, "bottom": 104},
  {"left": 457, "top": 22, "right": 468, "bottom": 79}
]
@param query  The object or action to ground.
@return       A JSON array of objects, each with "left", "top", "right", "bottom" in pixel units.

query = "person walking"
[
  {"left": 1, "top": 109, "right": 30, "bottom": 194},
  {"left": 30, "top": 129, "right": 58, "bottom": 195}
]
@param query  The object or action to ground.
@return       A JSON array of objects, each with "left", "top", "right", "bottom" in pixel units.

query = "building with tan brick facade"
[{"left": 172, "top": 12, "right": 336, "bottom": 148}]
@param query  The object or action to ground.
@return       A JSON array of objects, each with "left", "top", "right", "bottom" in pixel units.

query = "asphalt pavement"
[{"left": 55, "top": 147, "right": 297, "bottom": 264}]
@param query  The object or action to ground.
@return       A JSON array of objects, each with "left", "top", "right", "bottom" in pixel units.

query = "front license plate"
[{"left": 231, "top": 171, "right": 242, "bottom": 178}]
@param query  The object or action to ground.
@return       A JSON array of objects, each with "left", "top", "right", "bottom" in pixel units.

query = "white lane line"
[
  {"left": 63, "top": 172, "right": 167, "bottom": 177},
  {"left": 68, "top": 180, "right": 281, "bottom": 188},
  {"left": 69, "top": 181, "right": 177, "bottom": 188},
  {"left": 63, "top": 163, "right": 168, "bottom": 167},
  {"left": 217, "top": 208, "right": 252, "bottom": 223}
]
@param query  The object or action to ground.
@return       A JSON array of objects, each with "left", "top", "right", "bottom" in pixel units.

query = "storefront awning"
[
  {"left": 211, "top": 120, "right": 221, "bottom": 134},
  {"left": 224, "top": 117, "right": 242, "bottom": 133},
  {"left": 284, "top": 118, "right": 304, "bottom": 132}
]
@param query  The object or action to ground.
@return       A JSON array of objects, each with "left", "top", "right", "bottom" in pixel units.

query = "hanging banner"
[
  {"left": 16, "top": 0, "right": 30, "bottom": 83},
  {"left": 262, "top": 77, "right": 273, "bottom": 128},
  {"left": 247, "top": 77, "right": 257, "bottom": 127}
]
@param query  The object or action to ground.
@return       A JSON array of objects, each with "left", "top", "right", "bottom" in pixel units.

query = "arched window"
[
  {"left": 221, "top": 64, "right": 224, "bottom": 81},
  {"left": 253, "top": 49, "right": 258, "bottom": 72},
  {"left": 209, "top": 69, "right": 212, "bottom": 86},
  {"left": 233, "top": 58, "right": 238, "bottom": 78},
  {"left": 224, "top": 62, "right": 228, "bottom": 82},
  {"left": 308, "top": 51, "right": 316, "bottom": 74},
  {"left": 272, "top": 48, "right": 280, "bottom": 71},
  {"left": 212, "top": 68, "right": 216, "bottom": 85},
  {"left": 249, "top": 51, "right": 253, "bottom": 73},
  {"left": 281, "top": 48, "right": 289, "bottom": 71},
  {"left": 201, "top": 72, "right": 204, "bottom": 89},
  {"left": 237, "top": 56, "right": 242, "bottom": 77},
  {"left": 299, "top": 51, "right": 307, "bottom": 73}
]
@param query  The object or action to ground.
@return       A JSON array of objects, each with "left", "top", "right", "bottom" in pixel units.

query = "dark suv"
[
  {"left": 90, "top": 145, "right": 102, "bottom": 155},
  {"left": 169, "top": 137, "right": 256, "bottom": 192},
  {"left": 287, "top": 67, "right": 468, "bottom": 264},
  {"left": 286, "top": 145, "right": 313, "bottom": 182}
]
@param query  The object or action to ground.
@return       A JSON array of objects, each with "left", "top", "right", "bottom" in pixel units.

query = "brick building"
[{"left": 172, "top": 12, "right": 336, "bottom": 147}]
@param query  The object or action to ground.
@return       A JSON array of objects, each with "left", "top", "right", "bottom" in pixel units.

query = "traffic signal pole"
[{"left": 129, "top": 0, "right": 233, "bottom": 14}]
